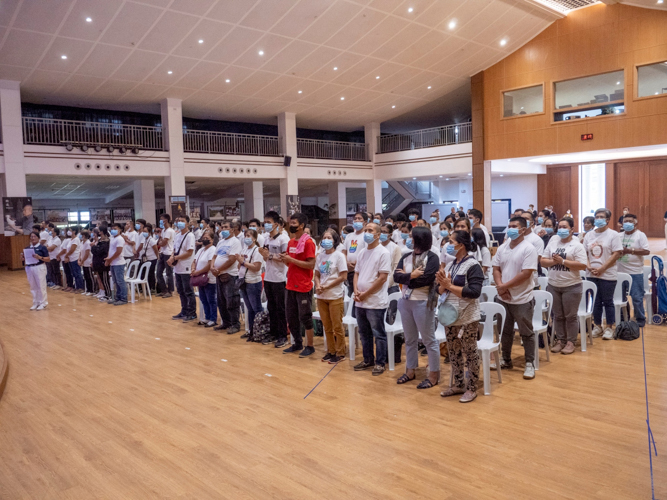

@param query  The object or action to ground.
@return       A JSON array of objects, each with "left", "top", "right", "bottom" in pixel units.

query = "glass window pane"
[
  {"left": 68, "top": 211, "right": 78, "bottom": 222},
  {"left": 502, "top": 85, "right": 543, "bottom": 117},
  {"left": 579, "top": 163, "right": 606, "bottom": 232},
  {"left": 555, "top": 70, "right": 624, "bottom": 110},
  {"left": 80, "top": 211, "right": 90, "bottom": 222},
  {"left": 637, "top": 61, "right": 667, "bottom": 98}
]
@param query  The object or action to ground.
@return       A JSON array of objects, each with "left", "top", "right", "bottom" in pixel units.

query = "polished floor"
[{"left": 0, "top": 255, "right": 665, "bottom": 499}]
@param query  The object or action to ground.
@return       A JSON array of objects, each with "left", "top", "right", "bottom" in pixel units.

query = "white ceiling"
[
  {"left": 26, "top": 175, "right": 164, "bottom": 199},
  {"left": 0, "top": 0, "right": 558, "bottom": 131}
]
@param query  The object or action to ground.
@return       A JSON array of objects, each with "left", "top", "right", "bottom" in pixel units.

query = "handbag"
[
  {"left": 190, "top": 273, "right": 208, "bottom": 288},
  {"left": 436, "top": 256, "right": 472, "bottom": 327},
  {"left": 235, "top": 247, "right": 257, "bottom": 291}
]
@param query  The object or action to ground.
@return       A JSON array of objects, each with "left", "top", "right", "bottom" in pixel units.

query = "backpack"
[
  {"left": 613, "top": 321, "right": 640, "bottom": 341},
  {"left": 249, "top": 311, "right": 272, "bottom": 343},
  {"left": 650, "top": 255, "right": 667, "bottom": 324}
]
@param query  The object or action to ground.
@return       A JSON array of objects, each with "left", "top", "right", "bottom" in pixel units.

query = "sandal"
[
  {"left": 440, "top": 387, "right": 465, "bottom": 398},
  {"left": 396, "top": 373, "right": 416, "bottom": 384},
  {"left": 417, "top": 378, "right": 438, "bottom": 389}
]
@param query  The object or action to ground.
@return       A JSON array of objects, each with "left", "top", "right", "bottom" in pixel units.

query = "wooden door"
[
  {"left": 647, "top": 160, "right": 667, "bottom": 238},
  {"left": 614, "top": 161, "right": 648, "bottom": 230},
  {"left": 537, "top": 165, "right": 579, "bottom": 227}
]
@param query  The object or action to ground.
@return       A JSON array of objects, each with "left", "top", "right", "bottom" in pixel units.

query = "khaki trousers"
[{"left": 317, "top": 297, "right": 346, "bottom": 356}]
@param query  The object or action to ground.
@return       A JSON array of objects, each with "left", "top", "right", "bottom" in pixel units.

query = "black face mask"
[
  {"left": 201, "top": 239, "right": 211, "bottom": 246},
  {"left": 289, "top": 226, "right": 299, "bottom": 234}
]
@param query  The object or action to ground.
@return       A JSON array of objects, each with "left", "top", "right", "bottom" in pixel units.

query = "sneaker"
[
  {"left": 261, "top": 338, "right": 273, "bottom": 345},
  {"left": 321, "top": 353, "right": 334, "bottom": 362},
  {"left": 172, "top": 313, "right": 185, "bottom": 320},
  {"left": 459, "top": 391, "right": 477, "bottom": 403},
  {"left": 162, "top": 292, "right": 172, "bottom": 298},
  {"left": 329, "top": 355, "right": 345, "bottom": 364},
  {"left": 205, "top": 321, "right": 217, "bottom": 328},
  {"left": 591, "top": 325, "right": 603, "bottom": 338},
  {"left": 561, "top": 341, "right": 575, "bottom": 355},
  {"left": 283, "top": 344, "right": 303, "bottom": 354},
  {"left": 372, "top": 364, "right": 385, "bottom": 376},
  {"left": 274, "top": 338, "right": 287, "bottom": 348},
  {"left": 354, "top": 361, "right": 374, "bottom": 371},
  {"left": 299, "top": 346, "right": 315, "bottom": 358},
  {"left": 523, "top": 362, "right": 535, "bottom": 380},
  {"left": 240, "top": 333, "right": 249, "bottom": 339},
  {"left": 602, "top": 327, "right": 614, "bottom": 340},
  {"left": 226, "top": 326, "right": 240, "bottom": 335},
  {"left": 112, "top": 301, "right": 127, "bottom": 306},
  {"left": 213, "top": 324, "right": 228, "bottom": 331},
  {"left": 36, "top": 304, "right": 46, "bottom": 310},
  {"left": 490, "top": 358, "right": 513, "bottom": 370},
  {"left": 551, "top": 341, "right": 565, "bottom": 353},
  {"left": 30, "top": 304, "right": 38, "bottom": 311},
  {"left": 98, "top": 296, "right": 109, "bottom": 302},
  {"left": 182, "top": 315, "right": 198, "bottom": 323}
]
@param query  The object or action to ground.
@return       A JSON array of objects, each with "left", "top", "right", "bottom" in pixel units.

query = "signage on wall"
[{"left": 581, "top": 133, "right": 593, "bottom": 141}]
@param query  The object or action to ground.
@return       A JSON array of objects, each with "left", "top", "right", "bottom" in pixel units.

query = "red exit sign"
[{"left": 581, "top": 133, "right": 593, "bottom": 141}]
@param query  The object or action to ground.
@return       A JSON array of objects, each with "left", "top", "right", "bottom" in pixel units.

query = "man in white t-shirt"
[
  {"left": 122, "top": 220, "right": 139, "bottom": 260},
  {"left": 520, "top": 211, "right": 545, "bottom": 287},
  {"left": 156, "top": 214, "right": 175, "bottom": 298},
  {"left": 169, "top": 216, "right": 197, "bottom": 322},
  {"left": 104, "top": 223, "right": 127, "bottom": 305},
  {"left": 491, "top": 216, "right": 539, "bottom": 379},
  {"left": 46, "top": 225, "right": 62, "bottom": 288},
  {"left": 353, "top": 222, "right": 391, "bottom": 376},
  {"left": 428, "top": 209, "right": 441, "bottom": 241},
  {"left": 211, "top": 221, "right": 243, "bottom": 333},
  {"left": 133, "top": 219, "right": 147, "bottom": 257},
  {"left": 617, "top": 212, "right": 650, "bottom": 327},
  {"left": 343, "top": 212, "right": 368, "bottom": 297},
  {"left": 258, "top": 211, "right": 290, "bottom": 347},
  {"left": 469, "top": 208, "right": 491, "bottom": 248},
  {"left": 584, "top": 208, "right": 623, "bottom": 339}
]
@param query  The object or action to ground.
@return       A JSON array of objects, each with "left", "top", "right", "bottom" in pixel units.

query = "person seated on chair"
[{"left": 617, "top": 213, "right": 650, "bottom": 328}]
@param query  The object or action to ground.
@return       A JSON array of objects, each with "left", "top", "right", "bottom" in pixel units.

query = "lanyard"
[{"left": 439, "top": 255, "right": 471, "bottom": 304}]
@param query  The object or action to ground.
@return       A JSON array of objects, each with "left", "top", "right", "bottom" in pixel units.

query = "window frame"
[
  {"left": 499, "top": 82, "right": 546, "bottom": 121},
  {"left": 634, "top": 58, "right": 667, "bottom": 102}
]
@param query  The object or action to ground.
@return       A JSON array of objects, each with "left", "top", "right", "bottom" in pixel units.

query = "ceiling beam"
[
  {"left": 598, "top": 0, "right": 620, "bottom": 4},
  {"left": 105, "top": 184, "right": 134, "bottom": 204}
]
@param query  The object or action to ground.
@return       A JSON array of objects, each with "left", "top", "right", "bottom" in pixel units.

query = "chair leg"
[
  {"left": 494, "top": 349, "right": 502, "bottom": 384},
  {"left": 482, "top": 349, "right": 491, "bottom": 396},
  {"left": 534, "top": 333, "right": 539, "bottom": 370},
  {"left": 349, "top": 326, "right": 355, "bottom": 360},
  {"left": 579, "top": 317, "right": 587, "bottom": 352},
  {"left": 587, "top": 317, "right": 593, "bottom": 346},
  {"left": 543, "top": 331, "right": 550, "bottom": 362},
  {"left": 387, "top": 332, "right": 395, "bottom": 371}
]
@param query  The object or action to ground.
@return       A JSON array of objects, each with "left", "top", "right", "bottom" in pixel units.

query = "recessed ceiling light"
[
  {"left": 167, "top": 71, "right": 173, "bottom": 74},
  {"left": 499, "top": 38, "right": 507, "bottom": 46},
  {"left": 85, "top": 17, "right": 92, "bottom": 22},
  {"left": 520, "top": 107, "right": 524, "bottom": 109},
  {"left": 340, "top": 97, "right": 345, "bottom": 100},
  {"left": 500, "top": 174, "right": 504, "bottom": 177},
  {"left": 507, "top": 159, "right": 511, "bottom": 162},
  {"left": 445, "top": 178, "right": 449, "bottom": 180},
  {"left": 61, "top": 55, "right": 67, "bottom": 59},
  {"left": 298, "top": 90, "right": 302, "bottom": 94},
  {"left": 225, "top": 79, "right": 230, "bottom": 83},
  {"left": 412, "top": 177, "right": 417, "bottom": 180},
  {"left": 408, "top": 7, "right": 414, "bottom": 12},
  {"left": 427, "top": 86, "right": 432, "bottom": 89},
  {"left": 656, "top": 92, "right": 660, "bottom": 95},
  {"left": 391, "top": 105, "right": 395, "bottom": 108},
  {"left": 333, "top": 66, "right": 338, "bottom": 70},
  {"left": 448, "top": 20, "right": 456, "bottom": 29},
  {"left": 439, "top": 175, "right": 443, "bottom": 178},
  {"left": 376, "top": 75, "right": 380, "bottom": 79},
  {"left": 198, "top": 39, "right": 204, "bottom": 44},
  {"left": 258, "top": 50, "right": 264, "bottom": 55},
  {"left": 616, "top": 81, "right": 621, "bottom": 85},
  {"left": 467, "top": 173, "right": 472, "bottom": 176},
  {"left": 659, "top": 0, "right": 664, "bottom": 4}
]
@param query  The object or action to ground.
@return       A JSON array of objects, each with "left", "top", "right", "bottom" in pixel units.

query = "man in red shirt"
[{"left": 279, "top": 212, "right": 316, "bottom": 357}]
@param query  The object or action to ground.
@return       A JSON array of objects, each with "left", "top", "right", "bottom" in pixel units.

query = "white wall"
[{"left": 491, "top": 174, "right": 538, "bottom": 212}]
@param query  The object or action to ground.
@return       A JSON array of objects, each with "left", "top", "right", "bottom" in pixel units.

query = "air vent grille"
[{"left": 533, "top": 0, "right": 598, "bottom": 14}]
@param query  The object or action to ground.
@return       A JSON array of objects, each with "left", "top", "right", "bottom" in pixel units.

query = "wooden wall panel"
[
  {"left": 646, "top": 160, "right": 667, "bottom": 238},
  {"left": 614, "top": 161, "right": 648, "bottom": 224},
  {"left": 537, "top": 165, "right": 579, "bottom": 227}
]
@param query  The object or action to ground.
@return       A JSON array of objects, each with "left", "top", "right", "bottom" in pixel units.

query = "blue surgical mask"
[
  {"left": 401, "top": 233, "right": 409, "bottom": 240},
  {"left": 78, "top": 234, "right": 83, "bottom": 240},
  {"left": 406, "top": 238, "right": 414, "bottom": 250},
  {"left": 264, "top": 223, "right": 273, "bottom": 233},
  {"left": 244, "top": 237, "right": 253, "bottom": 246},
  {"left": 353, "top": 221, "right": 364, "bottom": 231},
  {"left": 440, "top": 230, "right": 449, "bottom": 238},
  {"left": 341, "top": 234, "right": 346, "bottom": 242},
  {"left": 594, "top": 219, "right": 607, "bottom": 228},
  {"left": 199, "top": 223, "right": 204, "bottom": 229},
  {"left": 623, "top": 222, "right": 635, "bottom": 232},
  {"left": 363, "top": 232, "right": 375, "bottom": 244},
  {"left": 321, "top": 239, "right": 334, "bottom": 250},
  {"left": 143, "top": 232, "right": 149, "bottom": 238},
  {"left": 557, "top": 229, "right": 570, "bottom": 239},
  {"left": 221, "top": 230, "right": 230, "bottom": 239},
  {"left": 446, "top": 243, "right": 458, "bottom": 256},
  {"left": 506, "top": 228, "right": 520, "bottom": 240},
  {"left": 469, "top": 218, "right": 475, "bottom": 226},
  {"left": 135, "top": 223, "right": 141, "bottom": 231},
  {"left": 373, "top": 219, "right": 381, "bottom": 224},
  {"left": 379, "top": 234, "right": 388, "bottom": 242},
  {"left": 537, "top": 217, "right": 544, "bottom": 225},
  {"left": 176, "top": 221, "right": 186, "bottom": 230},
  {"left": 159, "top": 220, "right": 164, "bottom": 229},
  {"left": 429, "top": 217, "right": 437, "bottom": 224},
  {"left": 545, "top": 227, "right": 554, "bottom": 234},
  {"left": 110, "top": 229, "right": 119, "bottom": 237},
  {"left": 409, "top": 215, "right": 416, "bottom": 222}
]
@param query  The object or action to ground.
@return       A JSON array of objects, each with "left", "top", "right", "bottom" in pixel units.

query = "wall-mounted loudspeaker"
[{"left": 284, "top": 156, "right": 291, "bottom": 167}]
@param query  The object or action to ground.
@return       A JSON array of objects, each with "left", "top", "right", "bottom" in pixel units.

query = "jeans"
[
  {"left": 285, "top": 289, "right": 313, "bottom": 347},
  {"left": 69, "top": 261, "right": 84, "bottom": 290},
  {"left": 623, "top": 274, "right": 646, "bottom": 326},
  {"left": 265, "top": 281, "right": 287, "bottom": 341},
  {"left": 156, "top": 253, "right": 174, "bottom": 294},
  {"left": 216, "top": 275, "right": 241, "bottom": 329},
  {"left": 63, "top": 261, "right": 73, "bottom": 288},
  {"left": 199, "top": 283, "right": 217, "bottom": 323},
  {"left": 495, "top": 297, "right": 535, "bottom": 364},
  {"left": 175, "top": 273, "right": 196, "bottom": 317},
  {"left": 240, "top": 282, "right": 263, "bottom": 334},
  {"left": 398, "top": 299, "right": 439, "bottom": 372},
  {"left": 317, "top": 297, "right": 346, "bottom": 356},
  {"left": 588, "top": 277, "right": 616, "bottom": 326},
  {"left": 356, "top": 306, "right": 388, "bottom": 366},
  {"left": 547, "top": 283, "right": 582, "bottom": 344},
  {"left": 110, "top": 265, "right": 127, "bottom": 302}
]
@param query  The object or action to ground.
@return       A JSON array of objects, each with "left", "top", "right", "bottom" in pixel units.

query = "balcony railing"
[
  {"left": 377, "top": 122, "right": 472, "bottom": 154},
  {"left": 22, "top": 117, "right": 164, "bottom": 150},
  {"left": 183, "top": 129, "right": 281, "bottom": 156},
  {"left": 297, "top": 138, "right": 368, "bottom": 161}
]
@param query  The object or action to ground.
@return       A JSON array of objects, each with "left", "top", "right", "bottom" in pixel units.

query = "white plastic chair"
[
  {"left": 579, "top": 270, "right": 587, "bottom": 280},
  {"left": 643, "top": 266, "right": 652, "bottom": 325},
  {"left": 614, "top": 272, "right": 632, "bottom": 325},
  {"left": 537, "top": 276, "right": 548, "bottom": 291},
  {"left": 477, "top": 302, "right": 506, "bottom": 395},
  {"left": 316, "top": 295, "right": 350, "bottom": 350},
  {"left": 344, "top": 295, "right": 359, "bottom": 360},
  {"left": 125, "top": 260, "right": 139, "bottom": 281},
  {"left": 481, "top": 285, "right": 497, "bottom": 303},
  {"left": 532, "top": 290, "right": 553, "bottom": 370},
  {"left": 385, "top": 292, "right": 403, "bottom": 371},
  {"left": 126, "top": 261, "right": 152, "bottom": 303},
  {"left": 577, "top": 280, "right": 597, "bottom": 351}
]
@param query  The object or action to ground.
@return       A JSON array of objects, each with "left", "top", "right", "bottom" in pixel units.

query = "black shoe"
[
  {"left": 261, "top": 338, "right": 274, "bottom": 345},
  {"left": 283, "top": 344, "right": 303, "bottom": 354},
  {"left": 227, "top": 326, "right": 240, "bottom": 335},
  {"left": 321, "top": 353, "right": 334, "bottom": 362},
  {"left": 329, "top": 355, "right": 345, "bottom": 364},
  {"left": 354, "top": 361, "right": 374, "bottom": 371},
  {"left": 240, "top": 333, "right": 249, "bottom": 339},
  {"left": 213, "top": 324, "right": 228, "bottom": 331},
  {"left": 299, "top": 346, "right": 315, "bottom": 358},
  {"left": 172, "top": 313, "right": 185, "bottom": 320},
  {"left": 372, "top": 364, "right": 385, "bottom": 376},
  {"left": 274, "top": 338, "right": 287, "bottom": 348},
  {"left": 197, "top": 321, "right": 207, "bottom": 326},
  {"left": 162, "top": 292, "right": 173, "bottom": 298},
  {"left": 182, "top": 315, "right": 197, "bottom": 323}
]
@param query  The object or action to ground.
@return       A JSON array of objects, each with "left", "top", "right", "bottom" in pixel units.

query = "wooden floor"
[{"left": 1, "top": 245, "right": 666, "bottom": 499}]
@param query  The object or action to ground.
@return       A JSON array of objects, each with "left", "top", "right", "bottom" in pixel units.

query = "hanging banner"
[
  {"left": 90, "top": 208, "right": 111, "bottom": 225},
  {"left": 208, "top": 205, "right": 225, "bottom": 220},
  {"left": 170, "top": 196, "right": 188, "bottom": 219},
  {"left": 3, "top": 197, "right": 34, "bottom": 236},
  {"left": 113, "top": 208, "right": 133, "bottom": 224},
  {"left": 45, "top": 210, "right": 69, "bottom": 224}
]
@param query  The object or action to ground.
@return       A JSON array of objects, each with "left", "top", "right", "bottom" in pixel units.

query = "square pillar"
[
  {"left": 278, "top": 112, "right": 299, "bottom": 216},
  {"left": 134, "top": 179, "right": 156, "bottom": 224},
  {"left": 365, "top": 179, "right": 383, "bottom": 215},
  {"left": 471, "top": 72, "right": 491, "bottom": 225},
  {"left": 328, "top": 181, "right": 347, "bottom": 230},
  {"left": 244, "top": 181, "right": 264, "bottom": 220},
  {"left": 0, "top": 80, "right": 26, "bottom": 197},
  {"left": 161, "top": 98, "right": 186, "bottom": 214}
]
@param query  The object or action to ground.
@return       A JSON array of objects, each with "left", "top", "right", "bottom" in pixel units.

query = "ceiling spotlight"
[
  {"left": 445, "top": 178, "right": 449, "bottom": 180},
  {"left": 94, "top": 145, "right": 102, "bottom": 153},
  {"left": 119, "top": 146, "right": 127, "bottom": 154},
  {"left": 65, "top": 143, "right": 73, "bottom": 151},
  {"left": 61, "top": 55, "right": 67, "bottom": 59},
  {"left": 107, "top": 145, "right": 115, "bottom": 153},
  {"left": 659, "top": 0, "right": 664, "bottom": 4},
  {"left": 500, "top": 174, "right": 504, "bottom": 177},
  {"left": 258, "top": 50, "right": 264, "bottom": 55},
  {"left": 467, "top": 173, "right": 472, "bottom": 176},
  {"left": 376, "top": 75, "right": 380, "bottom": 79},
  {"left": 616, "top": 81, "right": 621, "bottom": 85},
  {"left": 85, "top": 17, "right": 92, "bottom": 22},
  {"left": 167, "top": 70, "right": 173, "bottom": 74},
  {"left": 439, "top": 175, "right": 443, "bottom": 178},
  {"left": 198, "top": 39, "right": 204, "bottom": 44},
  {"left": 408, "top": 7, "right": 414, "bottom": 12},
  {"left": 412, "top": 177, "right": 417, "bottom": 180},
  {"left": 80, "top": 144, "right": 88, "bottom": 152},
  {"left": 448, "top": 20, "right": 456, "bottom": 29},
  {"left": 392, "top": 105, "right": 396, "bottom": 108},
  {"left": 340, "top": 97, "right": 345, "bottom": 100},
  {"left": 427, "top": 86, "right": 432, "bottom": 89},
  {"left": 499, "top": 38, "right": 507, "bottom": 46},
  {"left": 656, "top": 92, "right": 660, "bottom": 95},
  {"left": 333, "top": 66, "right": 338, "bottom": 70},
  {"left": 225, "top": 79, "right": 230, "bottom": 83},
  {"left": 298, "top": 90, "right": 303, "bottom": 94},
  {"left": 520, "top": 107, "right": 524, "bottom": 109}
]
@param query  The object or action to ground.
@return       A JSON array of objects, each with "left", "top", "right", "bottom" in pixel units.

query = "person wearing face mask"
[
  {"left": 91, "top": 227, "right": 112, "bottom": 301},
  {"left": 23, "top": 231, "right": 50, "bottom": 310},
  {"left": 353, "top": 222, "right": 391, "bottom": 376},
  {"left": 519, "top": 211, "right": 545, "bottom": 286},
  {"left": 393, "top": 226, "right": 441, "bottom": 388},
  {"left": 343, "top": 212, "right": 368, "bottom": 298},
  {"left": 391, "top": 214, "right": 407, "bottom": 242},
  {"left": 139, "top": 223, "right": 159, "bottom": 293},
  {"left": 192, "top": 230, "right": 218, "bottom": 328},
  {"left": 429, "top": 209, "right": 441, "bottom": 240},
  {"left": 46, "top": 225, "right": 62, "bottom": 289},
  {"left": 617, "top": 213, "right": 650, "bottom": 328},
  {"left": 617, "top": 206, "right": 630, "bottom": 231},
  {"left": 468, "top": 209, "right": 490, "bottom": 248},
  {"left": 538, "top": 218, "right": 555, "bottom": 246},
  {"left": 104, "top": 223, "right": 127, "bottom": 305},
  {"left": 314, "top": 229, "right": 348, "bottom": 363},
  {"left": 133, "top": 219, "right": 147, "bottom": 258},
  {"left": 211, "top": 221, "right": 243, "bottom": 334},
  {"left": 57, "top": 229, "right": 73, "bottom": 290},
  {"left": 64, "top": 226, "right": 85, "bottom": 293},
  {"left": 407, "top": 208, "right": 420, "bottom": 228},
  {"left": 436, "top": 230, "right": 484, "bottom": 402},
  {"left": 399, "top": 225, "right": 413, "bottom": 255},
  {"left": 584, "top": 208, "right": 623, "bottom": 340},
  {"left": 195, "top": 219, "right": 205, "bottom": 241},
  {"left": 372, "top": 213, "right": 383, "bottom": 226},
  {"left": 471, "top": 228, "right": 491, "bottom": 286},
  {"left": 168, "top": 216, "right": 197, "bottom": 322},
  {"left": 156, "top": 214, "right": 175, "bottom": 298},
  {"left": 491, "top": 216, "right": 539, "bottom": 379},
  {"left": 541, "top": 218, "right": 588, "bottom": 355},
  {"left": 236, "top": 229, "right": 264, "bottom": 340},
  {"left": 247, "top": 219, "right": 265, "bottom": 248},
  {"left": 258, "top": 211, "right": 290, "bottom": 347},
  {"left": 78, "top": 229, "right": 96, "bottom": 296},
  {"left": 533, "top": 210, "right": 550, "bottom": 235},
  {"left": 579, "top": 216, "right": 595, "bottom": 243},
  {"left": 121, "top": 220, "right": 139, "bottom": 264},
  {"left": 279, "top": 212, "right": 317, "bottom": 357}
]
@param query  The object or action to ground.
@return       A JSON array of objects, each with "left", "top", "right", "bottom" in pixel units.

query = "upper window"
[
  {"left": 553, "top": 70, "right": 624, "bottom": 121},
  {"left": 502, "top": 85, "right": 543, "bottom": 118},
  {"left": 637, "top": 61, "right": 667, "bottom": 98}
]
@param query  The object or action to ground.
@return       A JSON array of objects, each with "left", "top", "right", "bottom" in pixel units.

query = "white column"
[
  {"left": 0, "top": 80, "right": 26, "bottom": 197},
  {"left": 365, "top": 179, "right": 383, "bottom": 214},
  {"left": 278, "top": 112, "right": 299, "bottom": 216},
  {"left": 244, "top": 181, "right": 264, "bottom": 220},
  {"left": 161, "top": 98, "right": 186, "bottom": 214},
  {"left": 364, "top": 121, "right": 382, "bottom": 214},
  {"left": 133, "top": 179, "right": 156, "bottom": 224}
]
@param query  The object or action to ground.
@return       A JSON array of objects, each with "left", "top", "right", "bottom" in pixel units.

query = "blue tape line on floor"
[
  {"left": 304, "top": 362, "right": 339, "bottom": 400},
  {"left": 641, "top": 326, "right": 658, "bottom": 500}
]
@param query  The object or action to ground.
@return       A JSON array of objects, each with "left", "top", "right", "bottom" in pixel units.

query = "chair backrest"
[
  {"left": 343, "top": 294, "right": 355, "bottom": 321},
  {"left": 481, "top": 285, "right": 497, "bottom": 303},
  {"left": 125, "top": 260, "right": 139, "bottom": 280},
  {"left": 137, "top": 261, "right": 152, "bottom": 282},
  {"left": 643, "top": 265, "right": 651, "bottom": 290},
  {"left": 614, "top": 272, "right": 632, "bottom": 302},
  {"left": 537, "top": 276, "right": 548, "bottom": 290},
  {"left": 578, "top": 280, "right": 597, "bottom": 315},
  {"left": 532, "top": 290, "right": 553, "bottom": 325},
  {"left": 386, "top": 291, "right": 402, "bottom": 325},
  {"left": 479, "top": 302, "right": 505, "bottom": 344},
  {"left": 579, "top": 270, "right": 587, "bottom": 280}
]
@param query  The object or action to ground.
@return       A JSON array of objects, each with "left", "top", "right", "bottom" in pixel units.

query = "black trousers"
[
  {"left": 175, "top": 273, "right": 196, "bottom": 316},
  {"left": 49, "top": 259, "right": 62, "bottom": 286},
  {"left": 285, "top": 289, "right": 313, "bottom": 347},
  {"left": 156, "top": 253, "right": 174, "bottom": 293},
  {"left": 265, "top": 281, "right": 287, "bottom": 340},
  {"left": 83, "top": 266, "right": 96, "bottom": 293},
  {"left": 216, "top": 275, "right": 240, "bottom": 329},
  {"left": 147, "top": 259, "right": 157, "bottom": 291}
]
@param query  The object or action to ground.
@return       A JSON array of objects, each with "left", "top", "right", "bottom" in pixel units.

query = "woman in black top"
[
  {"left": 24, "top": 231, "right": 50, "bottom": 310},
  {"left": 91, "top": 226, "right": 111, "bottom": 301},
  {"left": 393, "top": 227, "right": 441, "bottom": 389}
]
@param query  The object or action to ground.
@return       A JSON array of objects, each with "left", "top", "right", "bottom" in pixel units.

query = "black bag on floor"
[
  {"left": 614, "top": 321, "right": 640, "bottom": 341},
  {"left": 249, "top": 311, "right": 272, "bottom": 343}
]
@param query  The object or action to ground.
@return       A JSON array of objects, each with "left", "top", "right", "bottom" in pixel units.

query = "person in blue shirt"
[{"left": 24, "top": 231, "right": 50, "bottom": 310}]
